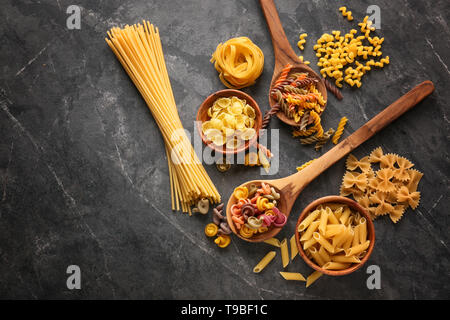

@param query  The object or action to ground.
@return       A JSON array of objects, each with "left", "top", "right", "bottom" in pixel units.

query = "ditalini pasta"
[
  {"left": 253, "top": 251, "right": 277, "bottom": 273},
  {"left": 106, "top": 22, "right": 221, "bottom": 214}
]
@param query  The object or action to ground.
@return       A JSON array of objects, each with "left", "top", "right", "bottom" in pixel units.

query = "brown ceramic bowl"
[
  {"left": 295, "top": 196, "right": 375, "bottom": 276},
  {"left": 196, "top": 89, "right": 263, "bottom": 155}
]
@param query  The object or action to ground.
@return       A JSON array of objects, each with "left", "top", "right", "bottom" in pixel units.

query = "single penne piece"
[
  {"left": 346, "top": 215, "right": 354, "bottom": 226},
  {"left": 339, "top": 207, "right": 351, "bottom": 225},
  {"left": 318, "top": 208, "right": 329, "bottom": 235},
  {"left": 322, "top": 262, "right": 351, "bottom": 270},
  {"left": 352, "top": 224, "right": 361, "bottom": 247},
  {"left": 290, "top": 234, "right": 299, "bottom": 260},
  {"left": 253, "top": 251, "right": 276, "bottom": 273},
  {"left": 334, "top": 206, "right": 345, "bottom": 220},
  {"left": 357, "top": 250, "right": 367, "bottom": 260},
  {"left": 263, "top": 237, "right": 281, "bottom": 247},
  {"left": 342, "top": 226, "right": 355, "bottom": 251},
  {"left": 306, "top": 270, "right": 323, "bottom": 288},
  {"left": 318, "top": 246, "right": 331, "bottom": 264},
  {"left": 298, "top": 209, "right": 321, "bottom": 232},
  {"left": 309, "top": 247, "right": 326, "bottom": 267},
  {"left": 359, "top": 217, "right": 367, "bottom": 243},
  {"left": 328, "top": 209, "right": 340, "bottom": 224},
  {"left": 279, "top": 271, "right": 306, "bottom": 281},
  {"left": 300, "top": 220, "right": 320, "bottom": 241},
  {"left": 280, "top": 238, "right": 289, "bottom": 268},
  {"left": 324, "top": 224, "right": 345, "bottom": 238},
  {"left": 345, "top": 240, "right": 370, "bottom": 257},
  {"left": 313, "top": 232, "right": 335, "bottom": 253},
  {"left": 331, "top": 254, "right": 361, "bottom": 264},
  {"left": 303, "top": 237, "right": 317, "bottom": 250},
  {"left": 331, "top": 228, "right": 348, "bottom": 249},
  {"left": 354, "top": 212, "right": 361, "bottom": 224}
]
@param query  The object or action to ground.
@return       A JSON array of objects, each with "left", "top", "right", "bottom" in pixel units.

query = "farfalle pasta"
[
  {"left": 231, "top": 183, "right": 286, "bottom": 239},
  {"left": 339, "top": 147, "right": 423, "bottom": 223}
]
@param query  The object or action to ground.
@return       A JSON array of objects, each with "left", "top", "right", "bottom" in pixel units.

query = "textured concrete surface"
[{"left": 0, "top": 0, "right": 449, "bottom": 299}]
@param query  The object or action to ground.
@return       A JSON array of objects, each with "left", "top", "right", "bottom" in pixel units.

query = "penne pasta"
[
  {"left": 253, "top": 251, "right": 276, "bottom": 273},
  {"left": 359, "top": 217, "right": 367, "bottom": 243},
  {"left": 318, "top": 208, "right": 329, "bottom": 235},
  {"left": 280, "top": 239, "right": 290, "bottom": 268},
  {"left": 298, "top": 209, "right": 321, "bottom": 232},
  {"left": 300, "top": 220, "right": 320, "bottom": 241},
  {"left": 309, "top": 247, "right": 326, "bottom": 266},
  {"left": 331, "top": 254, "right": 361, "bottom": 263},
  {"left": 302, "top": 237, "right": 317, "bottom": 250},
  {"left": 306, "top": 271, "right": 323, "bottom": 288},
  {"left": 322, "top": 262, "right": 351, "bottom": 270},
  {"left": 345, "top": 240, "right": 370, "bottom": 257},
  {"left": 313, "top": 232, "right": 335, "bottom": 253},
  {"left": 264, "top": 237, "right": 281, "bottom": 247},
  {"left": 279, "top": 272, "right": 306, "bottom": 281},
  {"left": 290, "top": 235, "right": 299, "bottom": 260},
  {"left": 297, "top": 203, "right": 371, "bottom": 271}
]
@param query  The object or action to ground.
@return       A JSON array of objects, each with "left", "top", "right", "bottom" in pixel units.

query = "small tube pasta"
[
  {"left": 331, "top": 254, "right": 361, "bottom": 264},
  {"left": 309, "top": 247, "right": 326, "bottom": 266},
  {"left": 290, "top": 235, "right": 299, "bottom": 260},
  {"left": 345, "top": 240, "right": 370, "bottom": 257},
  {"left": 322, "top": 262, "right": 351, "bottom": 270},
  {"left": 263, "top": 237, "right": 281, "bottom": 247},
  {"left": 306, "top": 271, "right": 323, "bottom": 288},
  {"left": 300, "top": 220, "right": 320, "bottom": 242},
  {"left": 313, "top": 232, "right": 335, "bottom": 253},
  {"left": 302, "top": 237, "right": 317, "bottom": 251},
  {"left": 359, "top": 217, "right": 367, "bottom": 243},
  {"left": 279, "top": 272, "right": 306, "bottom": 281},
  {"left": 253, "top": 251, "right": 277, "bottom": 273},
  {"left": 280, "top": 239, "right": 290, "bottom": 268},
  {"left": 298, "top": 209, "right": 321, "bottom": 231},
  {"left": 318, "top": 208, "right": 329, "bottom": 235}
]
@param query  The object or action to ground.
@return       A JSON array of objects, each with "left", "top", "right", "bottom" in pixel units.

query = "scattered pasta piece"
[
  {"left": 253, "top": 251, "right": 277, "bottom": 273},
  {"left": 280, "top": 272, "right": 306, "bottom": 281},
  {"left": 339, "top": 147, "right": 423, "bottom": 222},
  {"left": 306, "top": 271, "right": 323, "bottom": 287},
  {"left": 264, "top": 237, "right": 281, "bottom": 247},
  {"left": 339, "top": 6, "right": 353, "bottom": 21},
  {"left": 211, "top": 37, "right": 264, "bottom": 89}
]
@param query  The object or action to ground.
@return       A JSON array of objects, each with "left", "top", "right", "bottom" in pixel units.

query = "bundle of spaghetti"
[{"left": 106, "top": 21, "right": 220, "bottom": 214}]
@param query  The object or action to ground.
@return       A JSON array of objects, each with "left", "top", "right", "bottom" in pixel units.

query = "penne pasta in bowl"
[{"left": 295, "top": 196, "right": 375, "bottom": 276}]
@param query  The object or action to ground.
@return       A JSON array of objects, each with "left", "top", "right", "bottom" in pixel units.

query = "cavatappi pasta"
[
  {"left": 297, "top": 203, "right": 371, "bottom": 270},
  {"left": 106, "top": 21, "right": 220, "bottom": 214}
]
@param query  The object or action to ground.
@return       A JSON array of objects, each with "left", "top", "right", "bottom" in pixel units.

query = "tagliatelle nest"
[{"left": 339, "top": 147, "right": 423, "bottom": 223}]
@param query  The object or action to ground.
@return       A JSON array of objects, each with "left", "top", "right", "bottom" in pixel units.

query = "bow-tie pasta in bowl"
[{"left": 197, "top": 89, "right": 263, "bottom": 154}]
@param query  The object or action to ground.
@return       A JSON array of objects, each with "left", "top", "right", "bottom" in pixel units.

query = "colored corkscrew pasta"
[
  {"left": 231, "top": 183, "right": 286, "bottom": 238},
  {"left": 211, "top": 37, "right": 264, "bottom": 89}
]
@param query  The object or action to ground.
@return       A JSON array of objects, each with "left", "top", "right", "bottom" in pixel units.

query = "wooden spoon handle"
[
  {"left": 259, "top": 0, "right": 298, "bottom": 67},
  {"left": 289, "top": 80, "right": 435, "bottom": 193}
]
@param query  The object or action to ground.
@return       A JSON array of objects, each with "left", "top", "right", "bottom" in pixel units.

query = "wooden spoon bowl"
[
  {"left": 260, "top": 0, "right": 327, "bottom": 126},
  {"left": 226, "top": 81, "right": 434, "bottom": 242},
  {"left": 295, "top": 196, "right": 375, "bottom": 276}
]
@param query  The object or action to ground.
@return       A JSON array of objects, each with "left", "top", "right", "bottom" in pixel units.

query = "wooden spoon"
[
  {"left": 226, "top": 80, "right": 434, "bottom": 242},
  {"left": 259, "top": 0, "right": 327, "bottom": 126}
]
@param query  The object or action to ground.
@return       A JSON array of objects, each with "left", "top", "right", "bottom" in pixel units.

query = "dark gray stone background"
[{"left": 0, "top": 0, "right": 449, "bottom": 299}]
